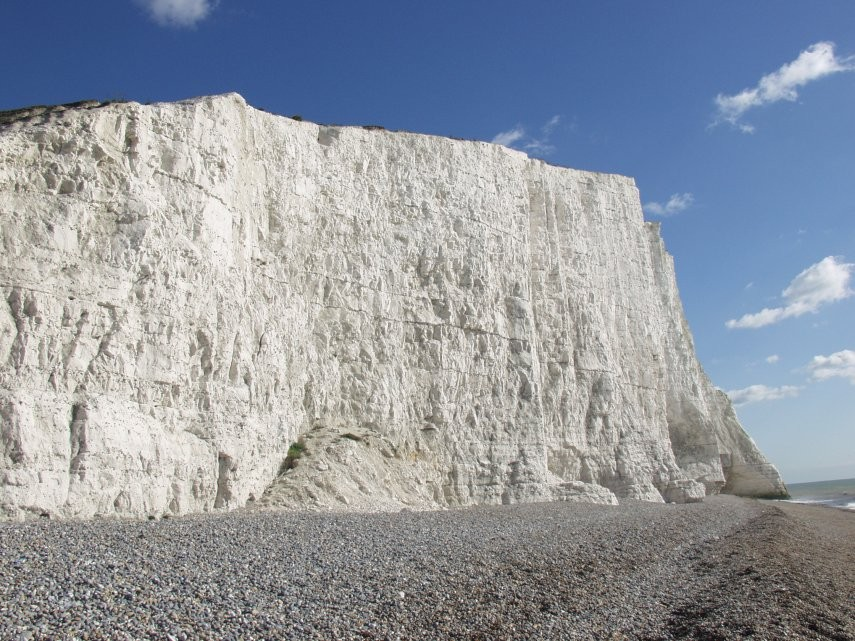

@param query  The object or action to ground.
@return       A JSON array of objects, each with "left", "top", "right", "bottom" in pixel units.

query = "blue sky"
[{"left": 2, "top": 1, "right": 853, "bottom": 484}]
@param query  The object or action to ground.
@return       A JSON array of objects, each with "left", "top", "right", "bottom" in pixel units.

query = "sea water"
[{"left": 784, "top": 477, "right": 855, "bottom": 512}]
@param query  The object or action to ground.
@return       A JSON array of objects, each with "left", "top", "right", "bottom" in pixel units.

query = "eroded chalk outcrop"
[{"left": 0, "top": 94, "right": 786, "bottom": 519}]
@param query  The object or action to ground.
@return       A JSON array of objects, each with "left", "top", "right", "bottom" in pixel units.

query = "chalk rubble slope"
[{"left": 0, "top": 94, "right": 786, "bottom": 519}]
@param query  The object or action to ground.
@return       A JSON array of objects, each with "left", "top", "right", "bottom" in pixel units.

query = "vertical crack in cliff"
[
  {"left": 214, "top": 452, "right": 236, "bottom": 509},
  {"left": 0, "top": 400, "right": 24, "bottom": 465},
  {"left": 68, "top": 403, "right": 88, "bottom": 479},
  {"left": 4, "top": 289, "right": 28, "bottom": 373},
  {"left": 0, "top": 290, "right": 20, "bottom": 368}
]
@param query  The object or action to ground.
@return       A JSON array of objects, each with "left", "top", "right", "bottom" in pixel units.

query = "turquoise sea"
[{"left": 784, "top": 477, "right": 855, "bottom": 512}]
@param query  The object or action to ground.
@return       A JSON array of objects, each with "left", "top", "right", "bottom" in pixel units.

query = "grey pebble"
[{"left": 0, "top": 495, "right": 852, "bottom": 640}]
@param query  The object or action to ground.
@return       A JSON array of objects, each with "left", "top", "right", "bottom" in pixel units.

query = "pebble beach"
[{"left": 1, "top": 495, "right": 852, "bottom": 640}]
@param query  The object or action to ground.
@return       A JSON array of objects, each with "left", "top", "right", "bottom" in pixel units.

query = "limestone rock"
[{"left": 0, "top": 93, "right": 786, "bottom": 519}]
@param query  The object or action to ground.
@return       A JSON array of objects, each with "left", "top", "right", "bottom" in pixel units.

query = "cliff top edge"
[{"left": 0, "top": 92, "right": 634, "bottom": 182}]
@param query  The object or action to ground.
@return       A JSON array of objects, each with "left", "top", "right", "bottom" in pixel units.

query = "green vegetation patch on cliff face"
[{"left": 280, "top": 441, "right": 307, "bottom": 473}]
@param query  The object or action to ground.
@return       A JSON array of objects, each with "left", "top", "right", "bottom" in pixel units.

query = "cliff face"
[{"left": 0, "top": 94, "right": 786, "bottom": 519}]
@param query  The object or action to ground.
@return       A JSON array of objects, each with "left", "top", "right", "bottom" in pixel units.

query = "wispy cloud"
[
  {"left": 713, "top": 41, "right": 855, "bottom": 132},
  {"left": 139, "top": 0, "right": 214, "bottom": 27},
  {"left": 491, "top": 126, "right": 526, "bottom": 147},
  {"left": 726, "top": 256, "right": 854, "bottom": 329},
  {"left": 765, "top": 354, "right": 780, "bottom": 364},
  {"left": 542, "top": 115, "right": 561, "bottom": 133},
  {"left": 491, "top": 116, "right": 563, "bottom": 156},
  {"left": 807, "top": 349, "right": 855, "bottom": 385},
  {"left": 727, "top": 384, "right": 801, "bottom": 406},
  {"left": 643, "top": 193, "right": 694, "bottom": 217}
]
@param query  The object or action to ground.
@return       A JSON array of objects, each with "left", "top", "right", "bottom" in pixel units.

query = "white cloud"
[
  {"left": 714, "top": 41, "right": 855, "bottom": 132},
  {"left": 542, "top": 115, "right": 561, "bottom": 134},
  {"left": 491, "top": 115, "right": 562, "bottom": 156},
  {"left": 524, "top": 139, "right": 555, "bottom": 155},
  {"left": 765, "top": 354, "right": 780, "bottom": 364},
  {"left": 139, "top": 0, "right": 214, "bottom": 27},
  {"left": 491, "top": 126, "right": 526, "bottom": 147},
  {"left": 807, "top": 349, "right": 855, "bottom": 385},
  {"left": 727, "top": 384, "right": 801, "bottom": 406},
  {"left": 643, "top": 193, "right": 694, "bottom": 217},
  {"left": 726, "top": 256, "right": 854, "bottom": 329}
]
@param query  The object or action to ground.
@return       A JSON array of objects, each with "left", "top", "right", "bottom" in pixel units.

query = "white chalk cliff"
[{"left": 0, "top": 94, "right": 786, "bottom": 519}]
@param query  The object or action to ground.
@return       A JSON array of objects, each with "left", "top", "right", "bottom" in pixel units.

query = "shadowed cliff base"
[{"left": 0, "top": 495, "right": 850, "bottom": 639}]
